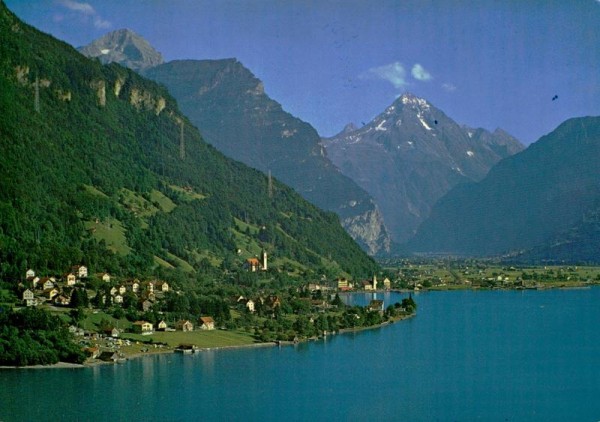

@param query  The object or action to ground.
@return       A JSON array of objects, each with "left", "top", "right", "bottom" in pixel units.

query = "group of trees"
[
  {"left": 0, "top": 2, "right": 379, "bottom": 284},
  {"left": 0, "top": 307, "right": 86, "bottom": 366}
]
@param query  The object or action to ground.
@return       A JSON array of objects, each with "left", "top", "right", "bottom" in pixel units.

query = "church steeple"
[{"left": 261, "top": 249, "right": 268, "bottom": 271}]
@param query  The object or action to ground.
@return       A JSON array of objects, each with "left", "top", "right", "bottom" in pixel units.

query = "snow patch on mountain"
[
  {"left": 375, "top": 120, "right": 387, "bottom": 131},
  {"left": 418, "top": 115, "right": 432, "bottom": 131}
]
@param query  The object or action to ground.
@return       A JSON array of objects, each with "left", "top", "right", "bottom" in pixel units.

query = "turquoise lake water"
[{"left": 2, "top": 289, "right": 600, "bottom": 421}]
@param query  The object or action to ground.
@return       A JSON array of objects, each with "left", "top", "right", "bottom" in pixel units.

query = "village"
[{"left": 9, "top": 249, "right": 413, "bottom": 364}]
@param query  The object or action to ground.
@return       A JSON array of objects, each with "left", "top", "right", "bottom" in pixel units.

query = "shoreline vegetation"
[
  {"left": 0, "top": 309, "right": 416, "bottom": 370},
  {"left": 3, "top": 261, "right": 600, "bottom": 370}
]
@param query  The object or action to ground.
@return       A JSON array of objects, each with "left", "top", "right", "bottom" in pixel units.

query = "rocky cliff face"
[
  {"left": 78, "top": 29, "right": 163, "bottom": 71},
  {"left": 322, "top": 93, "right": 524, "bottom": 243},
  {"left": 144, "top": 59, "right": 392, "bottom": 254}
]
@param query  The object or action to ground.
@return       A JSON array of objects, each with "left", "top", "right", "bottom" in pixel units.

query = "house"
[
  {"left": 157, "top": 320, "right": 168, "bottom": 331},
  {"left": 43, "top": 288, "right": 59, "bottom": 300},
  {"left": 362, "top": 280, "right": 374, "bottom": 291},
  {"left": 141, "top": 299, "right": 153, "bottom": 312},
  {"left": 337, "top": 278, "right": 353, "bottom": 291},
  {"left": 100, "top": 273, "right": 111, "bottom": 283},
  {"left": 383, "top": 277, "right": 391, "bottom": 290},
  {"left": 27, "top": 276, "right": 40, "bottom": 289},
  {"left": 22, "top": 289, "right": 35, "bottom": 307},
  {"left": 129, "top": 279, "right": 140, "bottom": 293},
  {"left": 104, "top": 327, "right": 120, "bottom": 338},
  {"left": 265, "top": 295, "right": 281, "bottom": 310},
  {"left": 65, "top": 273, "right": 77, "bottom": 286},
  {"left": 231, "top": 295, "right": 245, "bottom": 304},
  {"left": 25, "top": 269, "right": 35, "bottom": 279},
  {"left": 71, "top": 265, "right": 88, "bottom": 279},
  {"left": 198, "top": 316, "right": 215, "bottom": 330},
  {"left": 243, "top": 298, "right": 255, "bottom": 313},
  {"left": 117, "top": 285, "right": 127, "bottom": 295},
  {"left": 362, "top": 275, "right": 378, "bottom": 291},
  {"left": 69, "top": 325, "right": 85, "bottom": 336},
  {"left": 40, "top": 277, "right": 55, "bottom": 290},
  {"left": 110, "top": 286, "right": 118, "bottom": 296},
  {"left": 113, "top": 294, "right": 123, "bottom": 305},
  {"left": 98, "top": 351, "right": 120, "bottom": 362},
  {"left": 142, "top": 291, "right": 156, "bottom": 302},
  {"left": 155, "top": 281, "right": 169, "bottom": 293},
  {"left": 84, "top": 346, "right": 100, "bottom": 359},
  {"left": 131, "top": 321, "right": 153, "bottom": 334},
  {"left": 245, "top": 258, "right": 261, "bottom": 272},
  {"left": 175, "top": 320, "right": 194, "bottom": 332},
  {"left": 144, "top": 281, "right": 154, "bottom": 293},
  {"left": 368, "top": 299, "right": 384, "bottom": 313},
  {"left": 54, "top": 295, "right": 70, "bottom": 306}
]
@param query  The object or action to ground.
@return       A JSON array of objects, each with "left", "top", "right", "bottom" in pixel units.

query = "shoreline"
[{"left": 0, "top": 314, "right": 417, "bottom": 370}]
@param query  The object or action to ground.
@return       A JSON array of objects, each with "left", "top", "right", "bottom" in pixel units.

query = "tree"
[
  {"left": 331, "top": 293, "right": 344, "bottom": 307},
  {"left": 69, "top": 308, "right": 85, "bottom": 325}
]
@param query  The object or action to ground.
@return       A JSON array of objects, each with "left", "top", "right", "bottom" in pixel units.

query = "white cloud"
[
  {"left": 94, "top": 17, "right": 112, "bottom": 29},
  {"left": 411, "top": 64, "right": 432, "bottom": 81},
  {"left": 363, "top": 61, "right": 409, "bottom": 89},
  {"left": 59, "top": 0, "right": 95, "bottom": 15},
  {"left": 58, "top": 0, "right": 112, "bottom": 29},
  {"left": 442, "top": 83, "right": 457, "bottom": 92}
]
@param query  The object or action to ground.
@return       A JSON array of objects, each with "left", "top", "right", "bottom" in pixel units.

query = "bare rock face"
[
  {"left": 341, "top": 205, "right": 391, "bottom": 255},
  {"left": 78, "top": 29, "right": 164, "bottom": 72},
  {"left": 322, "top": 93, "right": 524, "bottom": 243}
]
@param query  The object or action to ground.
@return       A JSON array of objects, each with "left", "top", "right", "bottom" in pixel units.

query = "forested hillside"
[{"left": 0, "top": 2, "right": 378, "bottom": 282}]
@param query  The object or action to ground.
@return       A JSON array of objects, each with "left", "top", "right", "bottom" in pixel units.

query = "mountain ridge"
[
  {"left": 408, "top": 116, "right": 600, "bottom": 261},
  {"left": 0, "top": 3, "right": 379, "bottom": 280},
  {"left": 78, "top": 28, "right": 164, "bottom": 71},
  {"left": 143, "top": 58, "right": 392, "bottom": 254},
  {"left": 322, "top": 93, "right": 524, "bottom": 243}
]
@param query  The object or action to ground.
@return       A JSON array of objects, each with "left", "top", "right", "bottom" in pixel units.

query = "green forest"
[{"left": 0, "top": 2, "right": 379, "bottom": 286}]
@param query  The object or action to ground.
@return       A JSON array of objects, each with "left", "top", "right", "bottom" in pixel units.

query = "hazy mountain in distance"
[
  {"left": 78, "top": 28, "right": 163, "bottom": 71},
  {"left": 79, "top": 32, "right": 392, "bottom": 255},
  {"left": 409, "top": 116, "right": 600, "bottom": 262},
  {"left": 322, "top": 93, "right": 524, "bottom": 243},
  {"left": 143, "top": 59, "right": 392, "bottom": 254}
]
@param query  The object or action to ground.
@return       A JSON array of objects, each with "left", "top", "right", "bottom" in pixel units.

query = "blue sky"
[{"left": 6, "top": 0, "right": 600, "bottom": 144}]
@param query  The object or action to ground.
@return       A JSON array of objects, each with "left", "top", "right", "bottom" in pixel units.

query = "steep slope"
[
  {"left": 409, "top": 116, "right": 600, "bottom": 261},
  {"left": 78, "top": 28, "right": 163, "bottom": 71},
  {"left": 322, "top": 93, "right": 523, "bottom": 243},
  {"left": 141, "top": 59, "right": 391, "bottom": 255},
  {"left": 0, "top": 3, "right": 378, "bottom": 280}
]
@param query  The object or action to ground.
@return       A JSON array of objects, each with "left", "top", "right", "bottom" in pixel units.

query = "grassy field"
[
  {"left": 121, "top": 329, "right": 258, "bottom": 348},
  {"left": 169, "top": 184, "right": 206, "bottom": 201},
  {"left": 84, "top": 217, "right": 131, "bottom": 255},
  {"left": 149, "top": 189, "right": 176, "bottom": 213}
]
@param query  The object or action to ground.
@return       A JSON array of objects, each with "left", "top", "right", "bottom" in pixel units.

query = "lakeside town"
[
  {"left": 3, "top": 254, "right": 600, "bottom": 367},
  {"left": 0, "top": 252, "right": 418, "bottom": 366}
]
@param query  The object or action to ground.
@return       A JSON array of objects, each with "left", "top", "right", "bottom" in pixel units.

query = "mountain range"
[
  {"left": 409, "top": 116, "right": 600, "bottom": 263},
  {"left": 0, "top": 3, "right": 378, "bottom": 281},
  {"left": 25, "top": 21, "right": 600, "bottom": 265},
  {"left": 79, "top": 30, "right": 391, "bottom": 255},
  {"left": 143, "top": 59, "right": 391, "bottom": 254},
  {"left": 322, "top": 94, "right": 524, "bottom": 243}
]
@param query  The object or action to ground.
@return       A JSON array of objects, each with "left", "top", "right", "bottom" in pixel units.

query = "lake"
[{"left": 2, "top": 289, "right": 600, "bottom": 421}]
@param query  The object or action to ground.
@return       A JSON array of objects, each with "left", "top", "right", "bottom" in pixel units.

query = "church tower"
[
  {"left": 261, "top": 250, "right": 268, "bottom": 271},
  {"left": 373, "top": 275, "right": 377, "bottom": 290}
]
